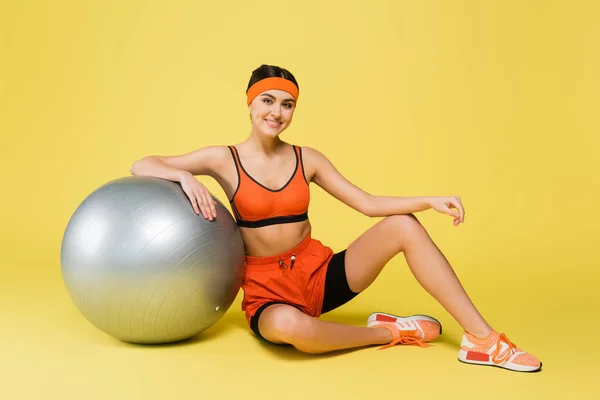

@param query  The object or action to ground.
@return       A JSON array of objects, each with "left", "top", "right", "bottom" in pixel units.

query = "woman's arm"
[
  {"left": 130, "top": 145, "right": 229, "bottom": 182},
  {"left": 363, "top": 195, "right": 434, "bottom": 217},
  {"left": 368, "top": 195, "right": 465, "bottom": 225},
  {"left": 130, "top": 146, "right": 232, "bottom": 219},
  {"left": 303, "top": 146, "right": 464, "bottom": 222}
]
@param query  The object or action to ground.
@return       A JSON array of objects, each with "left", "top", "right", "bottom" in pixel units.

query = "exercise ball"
[{"left": 60, "top": 176, "right": 245, "bottom": 344}]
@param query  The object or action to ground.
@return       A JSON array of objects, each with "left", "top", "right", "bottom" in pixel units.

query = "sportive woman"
[{"left": 130, "top": 64, "right": 541, "bottom": 372}]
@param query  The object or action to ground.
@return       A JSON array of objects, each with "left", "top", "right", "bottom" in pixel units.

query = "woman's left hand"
[{"left": 428, "top": 196, "right": 465, "bottom": 226}]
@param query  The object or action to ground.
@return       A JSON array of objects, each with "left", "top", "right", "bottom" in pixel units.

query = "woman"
[{"left": 130, "top": 64, "right": 541, "bottom": 372}]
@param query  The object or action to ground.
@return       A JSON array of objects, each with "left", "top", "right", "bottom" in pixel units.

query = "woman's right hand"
[{"left": 179, "top": 172, "right": 217, "bottom": 220}]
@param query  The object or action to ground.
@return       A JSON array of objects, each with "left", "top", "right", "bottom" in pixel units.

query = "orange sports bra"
[{"left": 228, "top": 145, "right": 310, "bottom": 228}]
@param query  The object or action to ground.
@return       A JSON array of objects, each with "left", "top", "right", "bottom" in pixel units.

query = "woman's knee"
[
  {"left": 384, "top": 214, "right": 422, "bottom": 234},
  {"left": 381, "top": 214, "right": 426, "bottom": 250},
  {"left": 259, "top": 305, "right": 308, "bottom": 342}
]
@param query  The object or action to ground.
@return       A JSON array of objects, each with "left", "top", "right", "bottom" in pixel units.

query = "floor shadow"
[
  {"left": 434, "top": 333, "right": 461, "bottom": 348},
  {"left": 256, "top": 339, "right": 370, "bottom": 361},
  {"left": 319, "top": 312, "right": 370, "bottom": 326}
]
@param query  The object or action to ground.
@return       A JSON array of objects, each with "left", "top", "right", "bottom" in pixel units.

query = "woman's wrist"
[{"left": 178, "top": 170, "right": 193, "bottom": 182}]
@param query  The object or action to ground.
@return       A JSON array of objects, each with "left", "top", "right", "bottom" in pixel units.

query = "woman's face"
[{"left": 248, "top": 89, "right": 296, "bottom": 137}]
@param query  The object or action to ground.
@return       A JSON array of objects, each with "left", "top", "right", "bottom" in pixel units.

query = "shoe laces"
[
  {"left": 376, "top": 324, "right": 430, "bottom": 350},
  {"left": 490, "top": 333, "right": 518, "bottom": 364}
]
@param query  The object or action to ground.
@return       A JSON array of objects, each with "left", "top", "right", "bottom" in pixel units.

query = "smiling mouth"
[{"left": 264, "top": 119, "right": 282, "bottom": 127}]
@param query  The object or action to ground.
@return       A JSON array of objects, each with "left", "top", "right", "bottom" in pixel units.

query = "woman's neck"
[{"left": 244, "top": 132, "right": 287, "bottom": 156}]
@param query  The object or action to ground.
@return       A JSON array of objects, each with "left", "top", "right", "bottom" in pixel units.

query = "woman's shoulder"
[
  {"left": 297, "top": 145, "right": 326, "bottom": 162},
  {"left": 296, "top": 145, "right": 333, "bottom": 182},
  {"left": 196, "top": 145, "right": 234, "bottom": 163},
  {"left": 189, "top": 145, "right": 238, "bottom": 174}
]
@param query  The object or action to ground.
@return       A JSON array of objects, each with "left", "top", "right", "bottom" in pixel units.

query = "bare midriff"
[{"left": 239, "top": 220, "right": 312, "bottom": 257}]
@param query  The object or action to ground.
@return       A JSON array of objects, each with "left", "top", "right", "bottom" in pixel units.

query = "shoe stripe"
[
  {"left": 372, "top": 313, "right": 440, "bottom": 324},
  {"left": 466, "top": 351, "right": 490, "bottom": 362},
  {"left": 376, "top": 315, "right": 397, "bottom": 323},
  {"left": 375, "top": 316, "right": 418, "bottom": 329}
]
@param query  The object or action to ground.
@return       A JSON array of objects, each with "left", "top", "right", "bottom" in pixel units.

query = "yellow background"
[{"left": 2, "top": 1, "right": 599, "bottom": 399}]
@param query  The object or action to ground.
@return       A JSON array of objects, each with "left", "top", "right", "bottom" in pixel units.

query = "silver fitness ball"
[{"left": 60, "top": 177, "right": 245, "bottom": 344}]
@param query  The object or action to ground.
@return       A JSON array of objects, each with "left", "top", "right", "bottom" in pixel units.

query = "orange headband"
[{"left": 246, "top": 77, "right": 299, "bottom": 106}]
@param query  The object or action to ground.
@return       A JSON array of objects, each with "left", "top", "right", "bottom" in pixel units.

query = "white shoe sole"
[
  {"left": 367, "top": 312, "right": 442, "bottom": 334},
  {"left": 458, "top": 349, "right": 542, "bottom": 372}
]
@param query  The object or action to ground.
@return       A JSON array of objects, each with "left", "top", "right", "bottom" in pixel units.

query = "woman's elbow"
[
  {"left": 359, "top": 195, "right": 377, "bottom": 217},
  {"left": 129, "top": 156, "right": 152, "bottom": 176},
  {"left": 129, "top": 160, "right": 142, "bottom": 175}
]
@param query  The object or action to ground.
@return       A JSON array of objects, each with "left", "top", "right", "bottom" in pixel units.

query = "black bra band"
[{"left": 235, "top": 212, "right": 309, "bottom": 228}]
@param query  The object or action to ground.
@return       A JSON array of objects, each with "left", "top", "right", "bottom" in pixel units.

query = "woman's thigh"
[{"left": 343, "top": 214, "right": 425, "bottom": 293}]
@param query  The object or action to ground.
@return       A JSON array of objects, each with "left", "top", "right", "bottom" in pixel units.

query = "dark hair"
[{"left": 246, "top": 64, "right": 299, "bottom": 92}]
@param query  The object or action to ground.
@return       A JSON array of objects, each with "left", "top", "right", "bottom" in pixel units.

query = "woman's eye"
[
  {"left": 262, "top": 98, "right": 272, "bottom": 104},
  {"left": 283, "top": 103, "right": 293, "bottom": 109}
]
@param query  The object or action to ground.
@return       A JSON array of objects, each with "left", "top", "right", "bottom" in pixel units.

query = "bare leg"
[
  {"left": 258, "top": 214, "right": 493, "bottom": 354},
  {"left": 344, "top": 214, "right": 493, "bottom": 338},
  {"left": 259, "top": 304, "right": 392, "bottom": 354}
]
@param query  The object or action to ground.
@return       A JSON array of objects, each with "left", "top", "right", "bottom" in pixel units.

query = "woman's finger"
[
  {"left": 446, "top": 198, "right": 461, "bottom": 220},
  {"left": 199, "top": 191, "right": 214, "bottom": 220},
  {"left": 445, "top": 200, "right": 460, "bottom": 218},
  {"left": 203, "top": 192, "right": 217, "bottom": 218},
  {"left": 192, "top": 190, "right": 207, "bottom": 218},
  {"left": 194, "top": 191, "right": 210, "bottom": 220},
  {"left": 183, "top": 189, "right": 200, "bottom": 215},
  {"left": 454, "top": 197, "right": 465, "bottom": 222},
  {"left": 198, "top": 202, "right": 208, "bottom": 218},
  {"left": 190, "top": 195, "right": 201, "bottom": 215}
]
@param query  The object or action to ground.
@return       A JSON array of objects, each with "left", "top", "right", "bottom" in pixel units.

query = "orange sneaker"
[
  {"left": 367, "top": 312, "right": 442, "bottom": 349},
  {"left": 458, "top": 330, "right": 542, "bottom": 372}
]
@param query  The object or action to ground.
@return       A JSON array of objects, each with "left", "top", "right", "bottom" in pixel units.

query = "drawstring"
[{"left": 278, "top": 254, "right": 296, "bottom": 270}]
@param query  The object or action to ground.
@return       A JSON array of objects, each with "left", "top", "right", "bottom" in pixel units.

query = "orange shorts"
[{"left": 241, "top": 234, "right": 334, "bottom": 325}]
